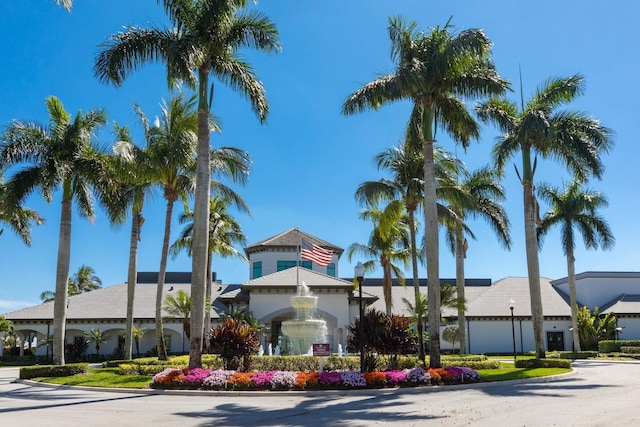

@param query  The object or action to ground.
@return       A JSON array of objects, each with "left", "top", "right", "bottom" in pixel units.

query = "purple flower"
[
  {"left": 319, "top": 371, "right": 342, "bottom": 385},
  {"left": 340, "top": 371, "right": 366, "bottom": 387},
  {"left": 270, "top": 371, "right": 297, "bottom": 389},
  {"left": 251, "top": 371, "right": 275, "bottom": 387},
  {"left": 202, "top": 370, "right": 236, "bottom": 389},
  {"left": 404, "top": 367, "right": 430, "bottom": 383},
  {"left": 385, "top": 370, "right": 407, "bottom": 384},
  {"left": 183, "top": 368, "right": 213, "bottom": 385},
  {"left": 446, "top": 366, "right": 478, "bottom": 382}
]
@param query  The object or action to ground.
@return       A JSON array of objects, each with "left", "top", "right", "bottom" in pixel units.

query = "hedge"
[
  {"left": 20, "top": 363, "right": 88, "bottom": 379},
  {"left": 515, "top": 358, "right": 572, "bottom": 369},
  {"left": 557, "top": 351, "right": 598, "bottom": 359},
  {"left": 620, "top": 346, "right": 640, "bottom": 354},
  {"left": 599, "top": 340, "right": 640, "bottom": 353}
]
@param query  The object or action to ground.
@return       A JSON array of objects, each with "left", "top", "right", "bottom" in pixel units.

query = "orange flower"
[
  {"left": 228, "top": 372, "right": 253, "bottom": 386},
  {"left": 364, "top": 371, "right": 386, "bottom": 386},
  {"left": 295, "top": 372, "right": 319, "bottom": 387}
]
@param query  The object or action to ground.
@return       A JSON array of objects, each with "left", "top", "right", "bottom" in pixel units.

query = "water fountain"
[{"left": 281, "top": 282, "right": 328, "bottom": 355}]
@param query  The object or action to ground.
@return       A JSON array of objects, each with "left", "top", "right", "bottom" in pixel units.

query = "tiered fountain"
[{"left": 281, "top": 282, "right": 327, "bottom": 355}]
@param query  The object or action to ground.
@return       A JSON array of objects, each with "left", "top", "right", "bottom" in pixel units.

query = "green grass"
[
  {"left": 28, "top": 365, "right": 571, "bottom": 389},
  {"left": 34, "top": 368, "right": 153, "bottom": 388},
  {"left": 477, "top": 366, "right": 571, "bottom": 382}
]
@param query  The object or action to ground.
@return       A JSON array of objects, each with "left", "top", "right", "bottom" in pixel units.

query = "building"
[{"left": 3, "top": 228, "right": 640, "bottom": 358}]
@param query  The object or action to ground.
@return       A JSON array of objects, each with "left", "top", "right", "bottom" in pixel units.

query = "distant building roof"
[
  {"left": 242, "top": 266, "right": 352, "bottom": 290},
  {"left": 244, "top": 228, "right": 343, "bottom": 257}
]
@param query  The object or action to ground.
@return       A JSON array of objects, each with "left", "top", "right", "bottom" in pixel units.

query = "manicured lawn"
[
  {"left": 34, "top": 368, "right": 153, "bottom": 388},
  {"left": 476, "top": 366, "right": 571, "bottom": 382},
  {"left": 30, "top": 366, "right": 570, "bottom": 389}
]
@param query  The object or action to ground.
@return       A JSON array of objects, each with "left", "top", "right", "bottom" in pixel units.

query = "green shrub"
[
  {"left": 620, "top": 346, "right": 640, "bottom": 354},
  {"left": 118, "top": 363, "right": 168, "bottom": 376},
  {"left": 441, "top": 355, "right": 489, "bottom": 362},
  {"left": 599, "top": 340, "right": 640, "bottom": 353},
  {"left": 558, "top": 351, "right": 598, "bottom": 359},
  {"left": 0, "top": 355, "right": 37, "bottom": 366},
  {"left": 442, "top": 359, "right": 501, "bottom": 370},
  {"left": 20, "top": 363, "right": 88, "bottom": 379},
  {"left": 515, "top": 358, "right": 571, "bottom": 369}
]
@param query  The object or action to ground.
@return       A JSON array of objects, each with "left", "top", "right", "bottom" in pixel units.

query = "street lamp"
[
  {"left": 354, "top": 262, "right": 365, "bottom": 373},
  {"left": 509, "top": 299, "right": 516, "bottom": 363}
]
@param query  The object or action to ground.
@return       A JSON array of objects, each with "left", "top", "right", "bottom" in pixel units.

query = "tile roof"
[
  {"left": 242, "top": 266, "right": 353, "bottom": 290},
  {"left": 3, "top": 281, "right": 223, "bottom": 321},
  {"left": 601, "top": 294, "right": 640, "bottom": 315},
  {"left": 244, "top": 228, "right": 343, "bottom": 256}
]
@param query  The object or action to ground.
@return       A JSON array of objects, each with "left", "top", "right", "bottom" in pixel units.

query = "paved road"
[{"left": 1, "top": 360, "right": 638, "bottom": 426}]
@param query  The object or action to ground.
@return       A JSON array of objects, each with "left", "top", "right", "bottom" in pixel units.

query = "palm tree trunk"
[
  {"left": 53, "top": 197, "right": 72, "bottom": 365},
  {"left": 204, "top": 252, "right": 213, "bottom": 352},
  {"left": 422, "top": 107, "right": 441, "bottom": 369},
  {"left": 523, "top": 180, "right": 545, "bottom": 358},
  {"left": 189, "top": 69, "right": 211, "bottom": 369},
  {"left": 155, "top": 199, "right": 174, "bottom": 361},
  {"left": 124, "top": 210, "right": 140, "bottom": 360},
  {"left": 567, "top": 249, "right": 581, "bottom": 352},
  {"left": 455, "top": 227, "right": 467, "bottom": 354},
  {"left": 408, "top": 208, "right": 425, "bottom": 362},
  {"left": 382, "top": 261, "right": 392, "bottom": 316}
]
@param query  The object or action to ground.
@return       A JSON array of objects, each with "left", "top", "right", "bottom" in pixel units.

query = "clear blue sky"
[{"left": 1, "top": 1, "right": 638, "bottom": 312}]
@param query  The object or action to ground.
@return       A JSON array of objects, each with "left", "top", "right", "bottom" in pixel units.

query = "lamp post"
[
  {"left": 509, "top": 299, "right": 516, "bottom": 363},
  {"left": 354, "top": 262, "right": 365, "bottom": 373}
]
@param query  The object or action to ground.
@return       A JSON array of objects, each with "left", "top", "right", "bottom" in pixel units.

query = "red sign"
[{"left": 312, "top": 343, "right": 331, "bottom": 357}]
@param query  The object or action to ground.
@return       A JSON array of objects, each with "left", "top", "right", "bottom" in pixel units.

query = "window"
[
  {"left": 326, "top": 263, "right": 336, "bottom": 277},
  {"left": 252, "top": 261, "right": 262, "bottom": 279},
  {"left": 277, "top": 260, "right": 312, "bottom": 271}
]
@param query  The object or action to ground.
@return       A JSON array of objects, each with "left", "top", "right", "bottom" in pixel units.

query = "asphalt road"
[{"left": 0, "top": 360, "right": 638, "bottom": 426}]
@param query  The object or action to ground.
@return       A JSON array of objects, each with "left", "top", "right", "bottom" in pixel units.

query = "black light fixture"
[
  {"left": 509, "top": 299, "right": 516, "bottom": 363},
  {"left": 354, "top": 262, "right": 365, "bottom": 373}
]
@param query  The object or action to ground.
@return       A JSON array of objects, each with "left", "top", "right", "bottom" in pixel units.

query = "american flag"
[{"left": 301, "top": 238, "right": 333, "bottom": 267}]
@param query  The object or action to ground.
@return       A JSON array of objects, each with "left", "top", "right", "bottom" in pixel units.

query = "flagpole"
[{"left": 296, "top": 228, "right": 300, "bottom": 286}]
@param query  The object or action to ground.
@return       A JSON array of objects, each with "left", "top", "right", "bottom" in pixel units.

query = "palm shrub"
[
  {"left": 209, "top": 318, "right": 260, "bottom": 371},
  {"left": 577, "top": 306, "right": 617, "bottom": 350}
]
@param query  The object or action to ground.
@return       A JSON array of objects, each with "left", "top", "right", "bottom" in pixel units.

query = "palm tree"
[
  {"left": 355, "top": 138, "right": 463, "bottom": 361},
  {"left": 476, "top": 75, "right": 613, "bottom": 358},
  {"left": 133, "top": 93, "right": 200, "bottom": 361},
  {"left": 537, "top": 180, "right": 614, "bottom": 352},
  {"left": 105, "top": 123, "right": 154, "bottom": 360},
  {"left": 0, "top": 96, "right": 108, "bottom": 365},
  {"left": 0, "top": 171, "right": 44, "bottom": 246},
  {"left": 442, "top": 167, "right": 511, "bottom": 354},
  {"left": 40, "top": 264, "right": 102, "bottom": 302},
  {"left": 94, "top": 0, "right": 280, "bottom": 370},
  {"left": 53, "top": 0, "right": 72, "bottom": 11},
  {"left": 84, "top": 328, "right": 109, "bottom": 357},
  {"left": 132, "top": 325, "right": 147, "bottom": 358},
  {"left": 163, "top": 289, "right": 192, "bottom": 343},
  {"left": 348, "top": 203, "right": 411, "bottom": 316},
  {"left": 69, "top": 264, "right": 102, "bottom": 294},
  {"left": 171, "top": 196, "right": 248, "bottom": 338},
  {"left": 342, "top": 16, "right": 508, "bottom": 368}
]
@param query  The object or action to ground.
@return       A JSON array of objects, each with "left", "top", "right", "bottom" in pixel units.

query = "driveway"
[{"left": 0, "top": 360, "right": 638, "bottom": 426}]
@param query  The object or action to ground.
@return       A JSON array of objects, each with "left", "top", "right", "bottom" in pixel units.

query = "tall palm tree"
[
  {"left": 442, "top": 167, "right": 511, "bottom": 354},
  {"left": 348, "top": 203, "right": 411, "bottom": 316},
  {"left": 0, "top": 96, "right": 108, "bottom": 365},
  {"left": 105, "top": 123, "right": 155, "bottom": 360},
  {"left": 134, "top": 93, "right": 200, "bottom": 361},
  {"left": 0, "top": 171, "right": 44, "bottom": 246},
  {"left": 355, "top": 139, "right": 462, "bottom": 361},
  {"left": 171, "top": 195, "right": 248, "bottom": 337},
  {"left": 537, "top": 180, "right": 614, "bottom": 352},
  {"left": 342, "top": 16, "right": 508, "bottom": 368},
  {"left": 94, "top": 0, "right": 280, "bottom": 369},
  {"left": 476, "top": 75, "right": 613, "bottom": 358}
]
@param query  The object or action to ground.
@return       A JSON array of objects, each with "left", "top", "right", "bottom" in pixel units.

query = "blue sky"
[{"left": 1, "top": 1, "right": 638, "bottom": 312}]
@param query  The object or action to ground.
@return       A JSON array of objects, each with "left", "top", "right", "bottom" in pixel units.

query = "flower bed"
[{"left": 150, "top": 366, "right": 479, "bottom": 391}]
